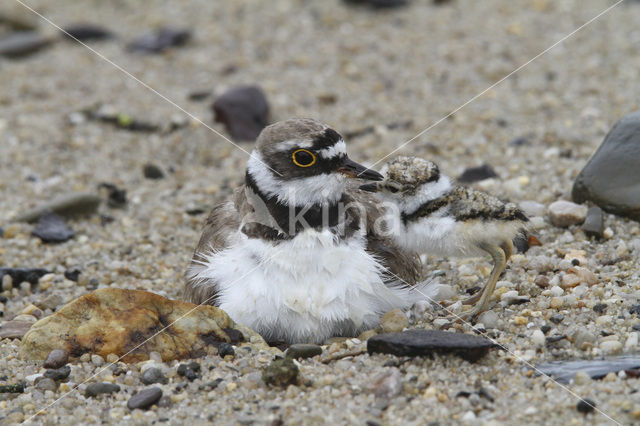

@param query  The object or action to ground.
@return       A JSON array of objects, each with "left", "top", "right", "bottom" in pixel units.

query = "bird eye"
[{"left": 292, "top": 149, "right": 316, "bottom": 167}]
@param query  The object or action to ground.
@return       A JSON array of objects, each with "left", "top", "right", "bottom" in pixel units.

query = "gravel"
[{"left": 2, "top": 0, "right": 640, "bottom": 425}]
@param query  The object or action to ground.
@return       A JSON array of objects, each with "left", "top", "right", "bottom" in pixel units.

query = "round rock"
[
  {"left": 572, "top": 111, "right": 640, "bottom": 221},
  {"left": 547, "top": 200, "right": 587, "bottom": 227},
  {"left": 285, "top": 344, "right": 323, "bottom": 360},
  {"left": 43, "top": 349, "right": 69, "bottom": 369},
  {"left": 43, "top": 365, "right": 71, "bottom": 381},
  {"left": 576, "top": 398, "right": 596, "bottom": 414},
  {"left": 127, "top": 387, "right": 163, "bottom": 410},
  {"left": 380, "top": 309, "right": 409, "bottom": 333},
  {"left": 85, "top": 382, "right": 120, "bottom": 397},
  {"left": 141, "top": 367, "right": 168, "bottom": 385}
]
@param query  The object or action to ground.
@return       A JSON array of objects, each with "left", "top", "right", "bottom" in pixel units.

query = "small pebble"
[
  {"left": 285, "top": 344, "right": 323, "bottom": 360},
  {"left": 549, "top": 297, "right": 563, "bottom": 309},
  {"left": 576, "top": 398, "right": 596, "bottom": 414},
  {"left": 141, "top": 367, "right": 168, "bottom": 385},
  {"left": 262, "top": 358, "right": 299, "bottom": 387},
  {"left": 143, "top": 163, "right": 165, "bottom": 179},
  {"left": 43, "top": 349, "right": 69, "bottom": 369},
  {"left": 574, "top": 371, "right": 592, "bottom": 386},
  {"left": 34, "top": 377, "right": 58, "bottom": 392},
  {"left": 600, "top": 340, "right": 622, "bottom": 354},
  {"left": 44, "top": 365, "right": 71, "bottom": 381},
  {"left": 91, "top": 354, "right": 105, "bottom": 366},
  {"left": 127, "top": 387, "right": 163, "bottom": 410},
  {"left": 547, "top": 200, "right": 587, "bottom": 227},
  {"left": 85, "top": 382, "right": 120, "bottom": 397},
  {"left": 218, "top": 343, "right": 235, "bottom": 358},
  {"left": 549, "top": 314, "right": 564, "bottom": 324},
  {"left": 531, "top": 330, "right": 545, "bottom": 346},
  {"left": 380, "top": 309, "right": 409, "bottom": 333}
]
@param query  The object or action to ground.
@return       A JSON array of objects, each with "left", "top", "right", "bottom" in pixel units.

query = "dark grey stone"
[
  {"left": 549, "top": 314, "right": 564, "bottom": 324},
  {"left": 43, "top": 349, "right": 69, "bottom": 369},
  {"left": 367, "top": 329, "right": 497, "bottom": 362},
  {"left": 577, "top": 398, "right": 596, "bottom": 414},
  {"left": 457, "top": 164, "right": 498, "bottom": 184},
  {"left": 582, "top": 206, "right": 604, "bottom": 238},
  {"left": 141, "top": 367, "right": 167, "bottom": 385},
  {"left": 0, "top": 31, "right": 53, "bottom": 58},
  {"left": 32, "top": 212, "right": 75, "bottom": 243},
  {"left": 127, "top": 387, "right": 163, "bottom": 410},
  {"left": 535, "top": 355, "right": 640, "bottom": 383},
  {"left": 218, "top": 343, "right": 235, "bottom": 358},
  {"left": 0, "top": 268, "right": 50, "bottom": 286},
  {"left": 99, "top": 183, "right": 127, "bottom": 208},
  {"left": 62, "top": 25, "right": 113, "bottom": 41},
  {"left": 212, "top": 86, "right": 269, "bottom": 141},
  {"left": 176, "top": 362, "right": 199, "bottom": 382},
  {"left": 285, "top": 344, "right": 323, "bottom": 360},
  {"left": 572, "top": 111, "right": 640, "bottom": 221},
  {"left": 85, "top": 382, "right": 120, "bottom": 397},
  {"left": 143, "top": 163, "right": 165, "bottom": 179},
  {"left": 44, "top": 365, "right": 71, "bottom": 381}
]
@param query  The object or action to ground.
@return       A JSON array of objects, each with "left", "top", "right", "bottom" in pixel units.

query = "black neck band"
[{"left": 245, "top": 172, "right": 345, "bottom": 235}]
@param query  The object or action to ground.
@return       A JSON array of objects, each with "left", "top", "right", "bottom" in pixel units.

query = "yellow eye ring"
[{"left": 292, "top": 149, "right": 317, "bottom": 167}]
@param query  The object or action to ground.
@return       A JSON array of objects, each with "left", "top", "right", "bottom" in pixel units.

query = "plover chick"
[
  {"left": 361, "top": 156, "right": 529, "bottom": 320},
  {"left": 185, "top": 119, "right": 421, "bottom": 343}
]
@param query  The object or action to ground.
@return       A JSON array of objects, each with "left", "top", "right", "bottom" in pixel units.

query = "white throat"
[
  {"left": 247, "top": 150, "right": 347, "bottom": 206},
  {"left": 397, "top": 176, "right": 452, "bottom": 215}
]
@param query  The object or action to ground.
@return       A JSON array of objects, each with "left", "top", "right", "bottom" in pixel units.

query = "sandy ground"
[{"left": 2, "top": 0, "right": 640, "bottom": 424}]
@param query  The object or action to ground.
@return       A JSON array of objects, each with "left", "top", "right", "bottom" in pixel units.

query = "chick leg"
[
  {"left": 449, "top": 242, "right": 507, "bottom": 322},
  {"left": 461, "top": 239, "right": 513, "bottom": 306}
]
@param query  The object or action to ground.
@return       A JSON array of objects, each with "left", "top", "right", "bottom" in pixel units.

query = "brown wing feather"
[
  {"left": 346, "top": 183, "right": 422, "bottom": 286},
  {"left": 184, "top": 188, "right": 245, "bottom": 305}
]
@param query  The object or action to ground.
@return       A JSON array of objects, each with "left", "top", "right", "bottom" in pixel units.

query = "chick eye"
[{"left": 292, "top": 149, "right": 316, "bottom": 167}]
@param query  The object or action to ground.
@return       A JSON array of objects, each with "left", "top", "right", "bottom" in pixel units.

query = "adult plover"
[
  {"left": 185, "top": 119, "right": 421, "bottom": 343},
  {"left": 361, "top": 156, "right": 528, "bottom": 320}
]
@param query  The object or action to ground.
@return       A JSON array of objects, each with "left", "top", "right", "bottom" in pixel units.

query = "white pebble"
[
  {"left": 574, "top": 371, "right": 592, "bottom": 385},
  {"left": 600, "top": 340, "right": 622, "bottom": 354},
  {"left": 550, "top": 286, "right": 564, "bottom": 297},
  {"left": 461, "top": 411, "right": 476, "bottom": 422},
  {"left": 531, "top": 330, "right": 545, "bottom": 347}
]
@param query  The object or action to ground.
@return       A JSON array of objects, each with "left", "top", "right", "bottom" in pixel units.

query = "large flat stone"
[
  {"left": 367, "top": 329, "right": 497, "bottom": 362},
  {"left": 19, "top": 288, "right": 266, "bottom": 363}
]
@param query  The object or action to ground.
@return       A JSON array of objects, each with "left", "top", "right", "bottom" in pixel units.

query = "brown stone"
[
  {"left": 19, "top": 288, "right": 266, "bottom": 363},
  {"left": 0, "top": 320, "right": 33, "bottom": 339}
]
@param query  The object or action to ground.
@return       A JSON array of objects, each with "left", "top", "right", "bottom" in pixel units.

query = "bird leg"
[
  {"left": 461, "top": 239, "right": 513, "bottom": 306},
  {"left": 448, "top": 241, "right": 509, "bottom": 322}
]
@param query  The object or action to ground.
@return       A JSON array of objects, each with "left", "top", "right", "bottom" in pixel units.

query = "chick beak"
[
  {"left": 359, "top": 183, "right": 379, "bottom": 192},
  {"left": 337, "top": 158, "right": 383, "bottom": 181}
]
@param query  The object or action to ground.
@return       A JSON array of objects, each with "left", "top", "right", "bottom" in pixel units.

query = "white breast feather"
[{"left": 190, "top": 228, "right": 415, "bottom": 343}]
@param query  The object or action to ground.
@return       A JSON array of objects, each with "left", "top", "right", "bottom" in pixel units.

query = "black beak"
[
  {"left": 337, "top": 158, "right": 383, "bottom": 181},
  {"left": 359, "top": 183, "right": 379, "bottom": 192}
]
